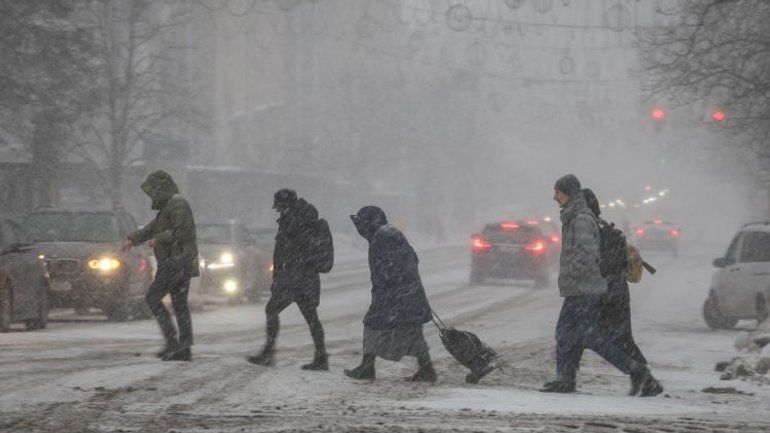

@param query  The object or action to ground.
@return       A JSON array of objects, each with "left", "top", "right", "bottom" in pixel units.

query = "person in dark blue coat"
[{"left": 344, "top": 206, "right": 436, "bottom": 382}]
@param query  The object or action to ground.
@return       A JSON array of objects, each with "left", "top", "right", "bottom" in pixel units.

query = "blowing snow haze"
[{"left": 2, "top": 1, "right": 770, "bottom": 432}]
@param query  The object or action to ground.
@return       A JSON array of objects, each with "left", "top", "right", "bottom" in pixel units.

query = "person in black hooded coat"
[
  {"left": 581, "top": 188, "right": 648, "bottom": 365},
  {"left": 344, "top": 206, "right": 436, "bottom": 382},
  {"left": 247, "top": 189, "right": 328, "bottom": 371}
]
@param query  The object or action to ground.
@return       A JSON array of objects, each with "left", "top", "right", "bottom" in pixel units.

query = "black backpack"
[
  {"left": 597, "top": 219, "right": 628, "bottom": 278},
  {"left": 311, "top": 218, "right": 334, "bottom": 273}
]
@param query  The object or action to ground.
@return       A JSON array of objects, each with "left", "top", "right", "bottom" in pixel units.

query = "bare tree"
[
  {"left": 638, "top": 0, "right": 770, "bottom": 178},
  {"left": 65, "top": 0, "right": 209, "bottom": 208}
]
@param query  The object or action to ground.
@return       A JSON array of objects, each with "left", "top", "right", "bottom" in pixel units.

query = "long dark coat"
[
  {"left": 272, "top": 198, "right": 321, "bottom": 301},
  {"left": 363, "top": 224, "right": 432, "bottom": 330}
]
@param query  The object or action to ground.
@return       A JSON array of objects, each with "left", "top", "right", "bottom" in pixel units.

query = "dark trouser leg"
[
  {"left": 578, "top": 295, "right": 638, "bottom": 375},
  {"left": 299, "top": 306, "right": 326, "bottom": 355},
  {"left": 263, "top": 292, "right": 293, "bottom": 352},
  {"left": 169, "top": 279, "right": 193, "bottom": 348},
  {"left": 145, "top": 269, "right": 177, "bottom": 345},
  {"left": 555, "top": 298, "right": 584, "bottom": 383}
]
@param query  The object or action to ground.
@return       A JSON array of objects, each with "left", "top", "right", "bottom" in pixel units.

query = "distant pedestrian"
[
  {"left": 582, "top": 188, "right": 648, "bottom": 365},
  {"left": 344, "top": 206, "right": 436, "bottom": 382},
  {"left": 247, "top": 189, "right": 329, "bottom": 371},
  {"left": 541, "top": 174, "right": 662, "bottom": 396},
  {"left": 122, "top": 170, "right": 198, "bottom": 361}
]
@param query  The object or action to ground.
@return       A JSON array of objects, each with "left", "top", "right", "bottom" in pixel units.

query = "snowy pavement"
[{"left": 1, "top": 240, "right": 770, "bottom": 432}]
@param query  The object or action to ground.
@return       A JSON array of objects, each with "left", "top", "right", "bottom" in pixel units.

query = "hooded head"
[
  {"left": 582, "top": 188, "right": 601, "bottom": 217},
  {"left": 351, "top": 205, "right": 388, "bottom": 242},
  {"left": 273, "top": 188, "right": 298, "bottom": 214},
  {"left": 140, "top": 170, "right": 179, "bottom": 210}
]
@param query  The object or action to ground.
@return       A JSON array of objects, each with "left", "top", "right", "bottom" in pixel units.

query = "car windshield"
[
  {"left": 197, "top": 224, "right": 233, "bottom": 244},
  {"left": 24, "top": 212, "right": 121, "bottom": 243}
]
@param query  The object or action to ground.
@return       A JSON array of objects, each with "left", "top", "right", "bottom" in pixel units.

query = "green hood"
[{"left": 141, "top": 170, "right": 179, "bottom": 210}]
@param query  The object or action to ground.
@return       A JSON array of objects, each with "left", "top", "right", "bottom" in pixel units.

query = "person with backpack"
[
  {"left": 582, "top": 188, "right": 648, "bottom": 365},
  {"left": 344, "top": 206, "right": 436, "bottom": 382},
  {"left": 541, "top": 174, "right": 663, "bottom": 396},
  {"left": 247, "top": 189, "right": 331, "bottom": 371}
]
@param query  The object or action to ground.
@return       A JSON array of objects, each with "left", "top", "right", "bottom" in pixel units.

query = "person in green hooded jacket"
[{"left": 121, "top": 170, "right": 198, "bottom": 361}]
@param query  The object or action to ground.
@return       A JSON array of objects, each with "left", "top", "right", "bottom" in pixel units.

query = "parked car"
[
  {"left": 704, "top": 222, "right": 770, "bottom": 329},
  {"left": 633, "top": 219, "right": 680, "bottom": 256},
  {"left": 198, "top": 221, "right": 272, "bottom": 303},
  {"left": 0, "top": 216, "right": 50, "bottom": 331},
  {"left": 22, "top": 208, "right": 154, "bottom": 321},
  {"left": 470, "top": 221, "right": 550, "bottom": 287}
]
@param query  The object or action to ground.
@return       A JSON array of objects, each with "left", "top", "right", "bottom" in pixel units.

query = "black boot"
[
  {"left": 301, "top": 352, "right": 329, "bottom": 371},
  {"left": 247, "top": 346, "right": 275, "bottom": 366},
  {"left": 407, "top": 353, "right": 437, "bottom": 383},
  {"left": 540, "top": 380, "right": 576, "bottom": 393},
  {"left": 630, "top": 364, "right": 664, "bottom": 397},
  {"left": 163, "top": 347, "right": 191, "bottom": 362},
  {"left": 155, "top": 339, "right": 178, "bottom": 359},
  {"left": 344, "top": 354, "right": 376, "bottom": 380}
]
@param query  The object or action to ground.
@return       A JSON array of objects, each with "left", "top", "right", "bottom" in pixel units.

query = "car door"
[
  {"left": 733, "top": 231, "right": 770, "bottom": 317},
  {"left": 714, "top": 232, "right": 745, "bottom": 315}
]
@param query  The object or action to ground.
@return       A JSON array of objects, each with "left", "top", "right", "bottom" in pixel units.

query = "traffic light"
[
  {"left": 651, "top": 106, "right": 666, "bottom": 121},
  {"left": 712, "top": 109, "right": 726, "bottom": 123}
]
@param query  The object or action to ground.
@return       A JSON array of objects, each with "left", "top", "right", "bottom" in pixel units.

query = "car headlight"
[
  {"left": 88, "top": 257, "right": 121, "bottom": 272},
  {"left": 223, "top": 279, "right": 238, "bottom": 294},
  {"left": 207, "top": 251, "right": 236, "bottom": 269}
]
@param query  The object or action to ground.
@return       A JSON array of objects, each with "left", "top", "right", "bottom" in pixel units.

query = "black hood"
[
  {"left": 140, "top": 170, "right": 179, "bottom": 210},
  {"left": 351, "top": 206, "right": 388, "bottom": 242}
]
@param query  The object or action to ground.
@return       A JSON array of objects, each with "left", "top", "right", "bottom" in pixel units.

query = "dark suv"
[
  {"left": 23, "top": 208, "right": 153, "bottom": 321},
  {"left": 470, "top": 221, "right": 551, "bottom": 287}
]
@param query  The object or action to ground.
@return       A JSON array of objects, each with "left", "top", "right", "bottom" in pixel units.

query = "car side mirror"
[
  {"left": 713, "top": 257, "right": 733, "bottom": 268},
  {"left": 1, "top": 243, "right": 29, "bottom": 256}
]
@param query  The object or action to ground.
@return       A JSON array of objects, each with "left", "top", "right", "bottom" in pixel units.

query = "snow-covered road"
[{"left": 1, "top": 241, "right": 769, "bottom": 432}]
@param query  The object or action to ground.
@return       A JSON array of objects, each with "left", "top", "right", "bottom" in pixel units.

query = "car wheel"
[
  {"left": 703, "top": 296, "right": 738, "bottom": 330},
  {"left": 0, "top": 278, "right": 12, "bottom": 332},
  {"left": 470, "top": 268, "right": 485, "bottom": 284},
  {"left": 756, "top": 294, "right": 769, "bottom": 325},
  {"left": 104, "top": 304, "right": 130, "bottom": 322}
]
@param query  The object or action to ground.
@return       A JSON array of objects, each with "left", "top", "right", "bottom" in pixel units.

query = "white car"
[{"left": 704, "top": 222, "right": 770, "bottom": 329}]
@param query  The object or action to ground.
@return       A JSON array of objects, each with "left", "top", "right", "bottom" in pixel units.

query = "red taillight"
[
  {"left": 471, "top": 237, "right": 492, "bottom": 253},
  {"left": 550, "top": 234, "right": 560, "bottom": 243},
  {"left": 670, "top": 229, "right": 680, "bottom": 237},
  {"left": 526, "top": 220, "right": 539, "bottom": 226},
  {"left": 500, "top": 222, "right": 519, "bottom": 230},
  {"left": 138, "top": 258, "right": 148, "bottom": 272},
  {"left": 526, "top": 240, "right": 546, "bottom": 254},
  {"left": 635, "top": 228, "right": 645, "bottom": 236},
  {"left": 653, "top": 219, "right": 663, "bottom": 225}
]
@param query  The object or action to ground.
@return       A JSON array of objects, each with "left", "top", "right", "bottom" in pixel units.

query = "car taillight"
[
  {"left": 526, "top": 220, "right": 539, "bottom": 226},
  {"left": 550, "top": 234, "right": 560, "bottom": 243},
  {"left": 635, "top": 228, "right": 645, "bottom": 236},
  {"left": 670, "top": 229, "right": 680, "bottom": 237},
  {"left": 138, "top": 258, "right": 148, "bottom": 273},
  {"left": 500, "top": 222, "right": 519, "bottom": 230},
  {"left": 471, "top": 236, "right": 492, "bottom": 253},
  {"left": 526, "top": 240, "right": 546, "bottom": 254}
]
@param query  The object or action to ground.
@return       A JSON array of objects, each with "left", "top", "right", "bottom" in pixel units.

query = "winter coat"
[
  {"left": 558, "top": 192, "right": 606, "bottom": 297},
  {"left": 364, "top": 224, "right": 432, "bottom": 330},
  {"left": 272, "top": 198, "right": 321, "bottom": 295},
  {"left": 128, "top": 171, "right": 199, "bottom": 278}
]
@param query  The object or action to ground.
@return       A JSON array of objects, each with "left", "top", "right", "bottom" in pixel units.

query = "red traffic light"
[
  {"left": 712, "top": 109, "right": 726, "bottom": 123},
  {"left": 651, "top": 107, "right": 666, "bottom": 121}
]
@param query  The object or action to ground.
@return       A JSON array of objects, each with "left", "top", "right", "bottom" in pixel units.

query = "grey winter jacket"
[{"left": 557, "top": 193, "right": 607, "bottom": 297}]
